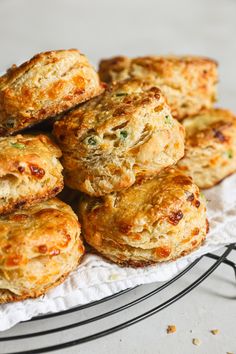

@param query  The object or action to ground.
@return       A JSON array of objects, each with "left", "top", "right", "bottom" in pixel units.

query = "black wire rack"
[{"left": 0, "top": 243, "right": 236, "bottom": 354}]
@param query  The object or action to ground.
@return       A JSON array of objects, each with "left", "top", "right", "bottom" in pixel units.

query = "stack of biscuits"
[
  {"left": 99, "top": 56, "right": 236, "bottom": 188},
  {"left": 0, "top": 49, "right": 103, "bottom": 302},
  {"left": 0, "top": 50, "right": 235, "bottom": 303}
]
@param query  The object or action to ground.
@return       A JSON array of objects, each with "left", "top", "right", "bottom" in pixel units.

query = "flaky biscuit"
[
  {"left": 178, "top": 108, "right": 236, "bottom": 188},
  {"left": 53, "top": 79, "right": 185, "bottom": 196},
  {"left": 78, "top": 167, "right": 208, "bottom": 267},
  {"left": 0, "top": 49, "right": 103, "bottom": 135},
  {"left": 99, "top": 55, "right": 218, "bottom": 120},
  {"left": 0, "top": 134, "right": 63, "bottom": 214},
  {"left": 0, "top": 198, "right": 84, "bottom": 303}
]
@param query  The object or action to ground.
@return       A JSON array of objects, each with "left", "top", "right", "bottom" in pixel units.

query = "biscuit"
[
  {"left": 0, "top": 49, "right": 103, "bottom": 135},
  {"left": 78, "top": 167, "right": 208, "bottom": 267},
  {"left": 0, "top": 198, "right": 84, "bottom": 303},
  {"left": 99, "top": 55, "right": 218, "bottom": 120},
  {"left": 0, "top": 134, "right": 63, "bottom": 214},
  {"left": 178, "top": 108, "right": 236, "bottom": 188},
  {"left": 53, "top": 79, "right": 185, "bottom": 196}
]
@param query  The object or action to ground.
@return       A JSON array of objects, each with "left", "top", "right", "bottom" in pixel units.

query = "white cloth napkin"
[{"left": 1, "top": 173, "right": 236, "bottom": 332}]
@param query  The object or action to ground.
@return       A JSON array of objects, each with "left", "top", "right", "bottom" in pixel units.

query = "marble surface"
[{"left": 0, "top": 0, "right": 236, "bottom": 353}]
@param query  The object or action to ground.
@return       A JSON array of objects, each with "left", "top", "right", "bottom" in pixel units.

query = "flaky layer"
[
  {"left": 99, "top": 55, "right": 218, "bottom": 120},
  {"left": 0, "top": 134, "right": 63, "bottom": 214},
  {"left": 0, "top": 198, "right": 84, "bottom": 303},
  {"left": 54, "top": 79, "right": 185, "bottom": 196},
  {"left": 0, "top": 49, "right": 103, "bottom": 135},
  {"left": 178, "top": 108, "right": 236, "bottom": 188},
  {"left": 79, "top": 167, "right": 208, "bottom": 267}
]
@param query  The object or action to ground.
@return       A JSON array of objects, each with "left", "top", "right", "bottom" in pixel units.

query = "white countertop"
[{"left": 0, "top": 0, "right": 236, "bottom": 353}]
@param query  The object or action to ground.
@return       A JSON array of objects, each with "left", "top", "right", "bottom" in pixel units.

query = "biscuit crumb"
[
  {"left": 192, "top": 338, "right": 201, "bottom": 346},
  {"left": 210, "top": 329, "right": 219, "bottom": 335},
  {"left": 166, "top": 325, "right": 176, "bottom": 334},
  {"left": 226, "top": 352, "right": 234, "bottom": 354}
]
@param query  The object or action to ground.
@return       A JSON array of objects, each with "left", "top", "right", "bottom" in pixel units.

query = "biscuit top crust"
[
  {"left": 0, "top": 49, "right": 89, "bottom": 89},
  {"left": 80, "top": 167, "right": 201, "bottom": 235},
  {"left": 0, "top": 134, "right": 61, "bottom": 177},
  {"left": 0, "top": 198, "right": 80, "bottom": 269},
  {"left": 54, "top": 78, "right": 185, "bottom": 196},
  {"left": 99, "top": 55, "right": 218, "bottom": 83},
  {"left": 54, "top": 79, "right": 169, "bottom": 151},
  {"left": 0, "top": 49, "right": 103, "bottom": 134},
  {"left": 183, "top": 108, "right": 236, "bottom": 147}
]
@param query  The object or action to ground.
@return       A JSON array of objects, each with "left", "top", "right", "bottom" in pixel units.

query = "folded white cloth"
[{"left": 1, "top": 173, "right": 236, "bottom": 331}]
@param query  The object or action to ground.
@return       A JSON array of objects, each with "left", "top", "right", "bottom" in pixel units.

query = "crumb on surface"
[
  {"left": 210, "top": 329, "right": 220, "bottom": 335},
  {"left": 192, "top": 338, "right": 201, "bottom": 346},
  {"left": 166, "top": 325, "right": 176, "bottom": 334}
]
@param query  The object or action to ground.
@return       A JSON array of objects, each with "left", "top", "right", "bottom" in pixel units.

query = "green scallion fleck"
[
  {"left": 120, "top": 130, "right": 128, "bottom": 139},
  {"left": 165, "top": 115, "right": 172, "bottom": 124},
  {"left": 227, "top": 149, "right": 233, "bottom": 159},
  {"left": 86, "top": 136, "right": 97, "bottom": 146},
  {"left": 116, "top": 93, "right": 128, "bottom": 97},
  {"left": 10, "top": 142, "right": 25, "bottom": 149}
]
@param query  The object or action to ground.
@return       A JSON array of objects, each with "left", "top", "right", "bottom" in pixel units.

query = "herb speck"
[
  {"left": 116, "top": 93, "right": 128, "bottom": 97},
  {"left": 10, "top": 142, "right": 25, "bottom": 149},
  {"left": 227, "top": 149, "right": 233, "bottom": 159},
  {"left": 86, "top": 136, "right": 97, "bottom": 146},
  {"left": 120, "top": 130, "right": 128, "bottom": 139},
  {"left": 165, "top": 115, "right": 172, "bottom": 124}
]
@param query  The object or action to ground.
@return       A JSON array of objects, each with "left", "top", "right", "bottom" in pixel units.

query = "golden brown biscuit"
[
  {"left": 53, "top": 79, "right": 185, "bottom": 196},
  {"left": 99, "top": 55, "right": 218, "bottom": 120},
  {"left": 178, "top": 108, "right": 236, "bottom": 189},
  {"left": 0, "top": 198, "right": 84, "bottom": 303},
  {"left": 0, "top": 134, "right": 63, "bottom": 214},
  {"left": 0, "top": 49, "right": 103, "bottom": 135},
  {"left": 78, "top": 167, "right": 208, "bottom": 267}
]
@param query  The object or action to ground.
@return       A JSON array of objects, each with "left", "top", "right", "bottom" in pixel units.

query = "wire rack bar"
[
  {"left": 30, "top": 286, "right": 138, "bottom": 322},
  {"left": 0, "top": 257, "right": 202, "bottom": 341},
  {"left": 2, "top": 243, "right": 234, "bottom": 354}
]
